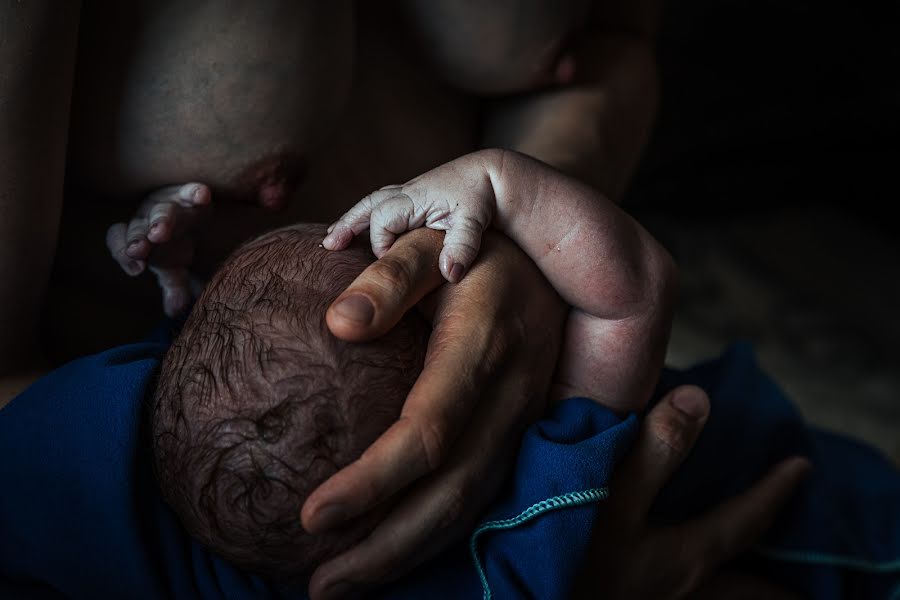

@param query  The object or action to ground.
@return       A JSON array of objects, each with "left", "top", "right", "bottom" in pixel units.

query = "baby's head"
[{"left": 150, "top": 224, "right": 428, "bottom": 579}]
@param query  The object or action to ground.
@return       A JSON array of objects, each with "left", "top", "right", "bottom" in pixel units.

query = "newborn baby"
[
  {"left": 151, "top": 224, "right": 429, "bottom": 578},
  {"left": 153, "top": 151, "right": 676, "bottom": 580}
]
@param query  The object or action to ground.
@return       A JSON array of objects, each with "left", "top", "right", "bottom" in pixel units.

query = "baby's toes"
[{"left": 106, "top": 223, "right": 146, "bottom": 276}]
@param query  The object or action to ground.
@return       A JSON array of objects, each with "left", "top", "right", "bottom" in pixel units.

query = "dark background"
[{"left": 626, "top": 0, "right": 900, "bottom": 461}]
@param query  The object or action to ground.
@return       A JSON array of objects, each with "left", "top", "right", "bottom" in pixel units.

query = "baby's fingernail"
[
  {"left": 127, "top": 260, "right": 144, "bottom": 274},
  {"left": 332, "top": 295, "right": 374, "bottom": 326},
  {"left": 127, "top": 241, "right": 141, "bottom": 254},
  {"left": 326, "top": 223, "right": 337, "bottom": 234},
  {"left": 670, "top": 387, "right": 707, "bottom": 420},
  {"left": 310, "top": 503, "right": 348, "bottom": 533},
  {"left": 448, "top": 262, "right": 466, "bottom": 283},
  {"left": 192, "top": 186, "right": 210, "bottom": 204},
  {"left": 149, "top": 222, "right": 162, "bottom": 236}
]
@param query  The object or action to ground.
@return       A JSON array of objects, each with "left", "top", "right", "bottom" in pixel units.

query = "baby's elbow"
[
  {"left": 635, "top": 233, "right": 678, "bottom": 321},
  {"left": 651, "top": 241, "right": 679, "bottom": 308}
]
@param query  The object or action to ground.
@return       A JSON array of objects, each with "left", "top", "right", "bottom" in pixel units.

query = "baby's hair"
[{"left": 150, "top": 224, "right": 428, "bottom": 579}]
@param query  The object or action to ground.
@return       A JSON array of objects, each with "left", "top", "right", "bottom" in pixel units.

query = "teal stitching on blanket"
[
  {"left": 469, "top": 488, "right": 609, "bottom": 600},
  {"left": 754, "top": 546, "right": 900, "bottom": 573}
]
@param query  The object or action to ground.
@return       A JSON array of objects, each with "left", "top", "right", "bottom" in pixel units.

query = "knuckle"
[
  {"left": 370, "top": 256, "right": 413, "bottom": 294},
  {"left": 651, "top": 412, "right": 696, "bottom": 457},
  {"left": 445, "top": 238, "right": 480, "bottom": 261},
  {"left": 434, "top": 483, "right": 467, "bottom": 532},
  {"left": 359, "top": 471, "right": 386, "bottom": 507},
  {"left": 416, "top": 419, "right": 449, "bottom": 471}
]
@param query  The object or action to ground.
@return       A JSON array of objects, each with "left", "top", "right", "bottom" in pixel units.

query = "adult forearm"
[
  {"left": 481, "top": 32, "right": 658, "bottom": 200},
  {"left": 0, "top": 1, "right": 80, "bottom": 371}
]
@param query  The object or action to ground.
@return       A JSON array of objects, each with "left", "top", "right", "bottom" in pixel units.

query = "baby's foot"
[{"left": 106, "top": 183, "right": 211, "bottom": 317}]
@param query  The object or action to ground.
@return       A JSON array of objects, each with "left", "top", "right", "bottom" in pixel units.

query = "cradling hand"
[
  {"left": 573, "top": 385, "right": 811, "bottom": 599},
  {"left": 302, "top": 228, "right": 567, "bottom": 600}
]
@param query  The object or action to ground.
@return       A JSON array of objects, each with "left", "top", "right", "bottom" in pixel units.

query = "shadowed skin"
[{"left": 151, "top": 224, "right": 429, "bottom": 579}]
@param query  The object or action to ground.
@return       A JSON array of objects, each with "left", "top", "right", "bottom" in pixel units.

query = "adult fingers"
[
  {"left": 307, "top": 371, "right": 524, "bottom": 600},
  {"left": 686, "top": 455, "right": 812, "bottom": 576},
  {"left": 607, "top": 385, "right": 711, "bottom": 523},
  {"left": 302, "top": 305, "right": 499, "bottom": 533},
  {"left": 326, "top": 228, "right": 444, "bottom": 342}
]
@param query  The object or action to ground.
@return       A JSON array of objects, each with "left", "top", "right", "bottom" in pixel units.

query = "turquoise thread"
[
  {"left": 754, "top": 546, "right": 900, "bottom": 574},
  {"left": 469, "top": 488, "right": 609, "bottom": 600}
]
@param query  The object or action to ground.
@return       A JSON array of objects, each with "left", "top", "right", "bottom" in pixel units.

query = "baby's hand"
[
  {"left": 106, "top": 183, "right": 211, "bottom": 317},
  {"left": 322, "top": 157, "right": 497, "bottom": 283}
]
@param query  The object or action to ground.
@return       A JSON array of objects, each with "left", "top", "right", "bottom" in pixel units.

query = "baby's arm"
[{"left": 324, "top": 149, "right": 676, "bottom": 411}]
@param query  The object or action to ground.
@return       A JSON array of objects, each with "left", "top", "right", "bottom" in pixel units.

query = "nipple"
[
  {"left": 553, "top": 53, "right": 576, "bottom": 85},
  {"left": 258, "top": 180, "right": 291, "bottom": 211},
  {"left": 232, "top": 152, "right": 307, "bottom": 212}
]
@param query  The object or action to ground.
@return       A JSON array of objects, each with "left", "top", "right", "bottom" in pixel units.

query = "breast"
[{"left": 67, "top": 1, "right": 353, "bottom": 200}]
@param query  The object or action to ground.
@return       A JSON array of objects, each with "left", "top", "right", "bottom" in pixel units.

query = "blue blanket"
[{"left": 1, "top": 341, "right": 898, "bottom": 599}]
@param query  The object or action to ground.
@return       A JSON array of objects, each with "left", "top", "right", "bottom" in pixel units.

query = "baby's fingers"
[
  {"left": 439, "top": 210, "right": 490, "bottom": 283},
  {"left": 368, "top": 194, "right": 429, "bottom": 258},
  {"left": 149, "top": 265, "right": 193, "bottom": 318},
  {"left": 322, "top": 191, "right": 387, "bottom": 251},
  {"left": 106, "top": 223, "right": 145, "bottom": 276},
  {"left": 144, "top": 182, "right": 211, "bottom": 209},
  {"left": 144, "top": 183, "right": 211, "bottom": 243}
]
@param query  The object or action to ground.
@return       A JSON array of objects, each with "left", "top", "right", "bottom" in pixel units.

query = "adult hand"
[
  {"left": 572, "top": 384, "right": 812, "bottom": 599},
  {"left": 302, "top": 228, "right": 567, "bottom": 600}
]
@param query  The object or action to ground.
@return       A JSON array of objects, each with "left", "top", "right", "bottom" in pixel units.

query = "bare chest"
[{"left": 49, "top": 1, "right": 478, "bottom": 360}]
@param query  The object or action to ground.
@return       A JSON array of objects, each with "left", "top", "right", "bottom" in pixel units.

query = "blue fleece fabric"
[{"left": 1, "top": 341, "right": 898, "bottom": 599}]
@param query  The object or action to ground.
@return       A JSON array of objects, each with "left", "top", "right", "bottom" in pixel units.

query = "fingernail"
[
  {"left": 320, "top": 580, "right": 355, "bottom": 600},
  {"left": 670, "top": 387, "right": 707, "bottom": 420},
  {"left": 327, "top": 223, "right": 336, "bottom": 234},
  {"left": 127, "top": 260, "right": 143, "bottom": 274},
  {"left": 310, "top": 503, "right": 348, "bottom": 533},
  {"left": 191, "top": 186, "right": 204, "bottom": 203},
  {"left": 448, "top": 262, "right": 466, "bottom": 283},
  {"left": 150, "top": 222, "right": 161, "bottom": 236},
  {"left": 332, "top": 295, "right": 374, "bottom": 325}
]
